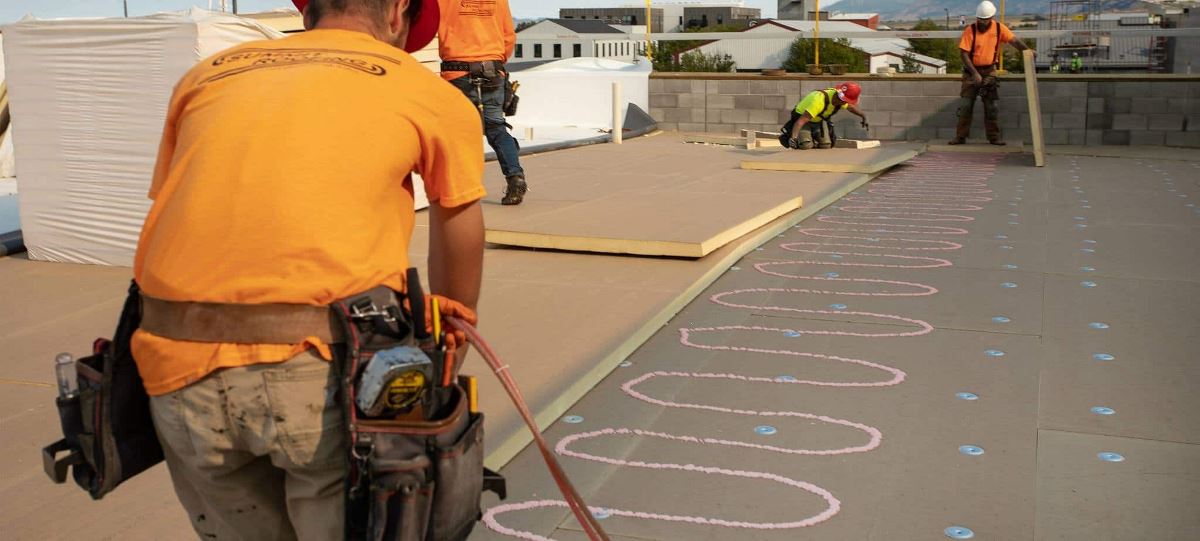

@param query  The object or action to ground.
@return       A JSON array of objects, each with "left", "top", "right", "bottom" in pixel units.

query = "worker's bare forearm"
[
  {"left": 790, "top": 113, "right": 812, "bottom": 140},
  {"left": 961, "top": 51, "right": 979, "bottom": 77},
  {"left": 1012, "top": 38, "right": 1032, "bottom": 52},
  {"left": 848, "top": 105, "right": 866, "bottom": 119},
  {"left": 428, "top": 200, "right": 485, "bottom": 310}
]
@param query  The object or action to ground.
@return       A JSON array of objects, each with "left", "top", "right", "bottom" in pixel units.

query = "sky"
[{"left": 0, "top": 0, "right": 809, "bottom": 26}]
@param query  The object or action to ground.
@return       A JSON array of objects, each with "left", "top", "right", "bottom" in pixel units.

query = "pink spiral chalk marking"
[{"left": 483, "top": 153, "right": 1004, "bottom": 540}]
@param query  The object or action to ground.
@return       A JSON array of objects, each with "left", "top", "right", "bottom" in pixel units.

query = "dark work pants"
[
  {"left": 956, "top": 65, "right": 1002, "bottom": 142},
  {"left": 450, "top": 75, "right": 524, "bottom": 178}
]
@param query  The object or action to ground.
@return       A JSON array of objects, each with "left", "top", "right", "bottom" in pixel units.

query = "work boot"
[
  {"left": 948, "top": 138, "right": 966, "bottom": 145},
  {"left": 502, "top": 175, "right": 527, "bottom": 206},
  {"left": 989, "top": 140, "right": 1007, "bottom": 146}
]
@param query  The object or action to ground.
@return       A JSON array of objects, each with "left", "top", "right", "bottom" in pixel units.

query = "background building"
[
  {"left": 512, "top": 19, "right": 645, "bottom": 66},
  {"left": 560, "top": 3, "right": 761, "bottom": 33},
  {"left": 688, "top": 20, "right": 947, "bottom": 74}
]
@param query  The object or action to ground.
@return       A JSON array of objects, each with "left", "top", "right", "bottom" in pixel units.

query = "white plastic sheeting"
[
  {"left": 1, "top": 9, "right": 282, "bottom": 265},
  {"left": 506, "top": 57, "right": 651, "bottom": 131}
]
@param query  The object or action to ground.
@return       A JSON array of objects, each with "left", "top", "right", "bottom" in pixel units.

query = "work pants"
[
  {"left": 450, "top": 75, "right": 525, "bottom": 178},
  {"left": 956, "top": 65, "right": 1002, "bottom": 142},
  {"left": 781, "top": 116, "right": 835, "bottom": 150},
  {"left": 150, "top": 350, "right": 346, "bottom": 541}
]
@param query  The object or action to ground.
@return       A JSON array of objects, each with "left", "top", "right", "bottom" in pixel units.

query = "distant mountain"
[{"left": 828, "top": 0, "right": 1146, "bottom": 20}]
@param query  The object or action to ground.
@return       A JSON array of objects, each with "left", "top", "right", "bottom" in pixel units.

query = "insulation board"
[{"left": 741, "top": 145, "right": 922, "bottom": 174}]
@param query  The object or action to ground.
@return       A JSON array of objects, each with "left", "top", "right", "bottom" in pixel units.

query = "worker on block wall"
[
  {"left": 437, "top": 0, "right": 528, "bottom": 205},
  {"left": 779, "top": 82, "right": 869, "bottom": 150},
  {"left": 950, "top": 0, "right": 1035, "bottom": 146}
]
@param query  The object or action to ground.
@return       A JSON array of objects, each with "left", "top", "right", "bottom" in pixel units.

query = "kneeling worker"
[
  {"left": 780, "top": 82, "right": 869, "bottom": 150},
  {"left": 132, "top": 0, "right": 486, "bottom": 538}
]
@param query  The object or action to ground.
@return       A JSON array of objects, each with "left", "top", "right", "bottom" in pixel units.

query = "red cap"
[
  {"left": 292, "top": 0, "right": 439, "bottom": 53},
  {"left": 836, "top": 82, "right": 861, "bottom": 105}
]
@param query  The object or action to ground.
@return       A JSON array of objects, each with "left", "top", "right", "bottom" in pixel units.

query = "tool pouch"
[
  {"left": 335, "top": 287, "right": 504, "bottom": 541},
  {"left": 42, "top": 281, "right": 165, "bottom": 499},
  {"left": 503, "top": 78, "right": 519, "bottom": 117},
  {"left": 468, "top": 61, "right": 505, "bottom": 91}
]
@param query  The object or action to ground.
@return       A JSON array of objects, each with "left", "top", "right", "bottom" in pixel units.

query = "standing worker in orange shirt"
[
  {"left": 437, "top": 0, "right": 528, "bottom": 205},
  {"left": 131, "top": 0, "right": 486, "bottom": 538},
  {"left": 950, "top": 1, "right": 1034, "bottom": 146}
]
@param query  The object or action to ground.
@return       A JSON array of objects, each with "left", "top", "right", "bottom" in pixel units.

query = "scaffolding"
[{"left": 1048, "top": 0, "right": 1104, "bottom": 67}]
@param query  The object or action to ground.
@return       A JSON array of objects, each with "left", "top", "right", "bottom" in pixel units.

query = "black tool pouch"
[
  {"left": 42, "top": 281, "right": 165, "bottom": 499},
  {"left": 335, "top": 287, "right": 504, "bottom": 541},
  {"left": 469, "top": 61, "right": 505, "bottom": 91},
  {"left": 503, "top": 78, "right": 519, "bottom": 117}
]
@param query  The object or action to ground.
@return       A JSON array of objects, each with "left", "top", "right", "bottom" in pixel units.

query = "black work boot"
[{"left": 501, "top": 175, "right": 527, "bottom": 206}]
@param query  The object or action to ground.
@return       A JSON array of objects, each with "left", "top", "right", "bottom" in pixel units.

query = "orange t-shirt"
[
  {"left": 437, "top": 0, "right": 516, "bottom": 80},
  {"left": 132, "top": 29, "right": 486, "bottom": 396},
  {"left": 959, "top": 21, "right": 1015, "bottom": 68}
]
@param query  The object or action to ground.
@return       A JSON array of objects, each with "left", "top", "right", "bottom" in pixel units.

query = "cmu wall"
[{"left": 648, "top": 74, "right": 1200, "bottom": 148}]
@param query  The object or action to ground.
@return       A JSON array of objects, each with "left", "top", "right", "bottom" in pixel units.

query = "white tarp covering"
[
  {"left": 1, "top": 9, "right": 282, "bottom": 265},
  {"left": 1, "top": 33, "right": 14, "bottom": 180},
  {"left": 506, "top": 57, "right": 651, "bottom": 131}
]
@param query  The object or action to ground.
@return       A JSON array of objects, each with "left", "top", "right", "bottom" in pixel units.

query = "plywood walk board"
[
  {"left": 741, "top": 144, "right": 922, "bottom": 174},
  {"left": 485, "top": 190, "right": 804, "bottom": 258}
]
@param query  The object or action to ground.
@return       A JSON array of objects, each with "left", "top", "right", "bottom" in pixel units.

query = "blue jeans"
[{"left": 450, "top": 75, "right": 524, "bottom": 178}]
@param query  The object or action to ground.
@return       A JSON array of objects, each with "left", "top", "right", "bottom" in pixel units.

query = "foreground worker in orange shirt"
[
  {"left": 131, "top": 0, "right": 485, "bottom": 537},
  {"left": 437, "top": 0, "right": 527, "bottom": 205},
  {"left": 952, "top": 0, "right": 1034, "bottom": 145}
]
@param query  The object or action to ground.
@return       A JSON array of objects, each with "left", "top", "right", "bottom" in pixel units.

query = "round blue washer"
[
  {"left": 619, "top": 361, "right": 634, "bottom": 368},
  {"left": 784, "top": 330, "right": 803, "bottom": 338},
  {"left": 592, "top": 508, "right": 612, "bottom": 520},
  {"left": 1080, "top": 267, "right": 1095, "bottom": 272},
  {"left": 985, "top": 349, "right": 1005, "bottom": 357},
  {"left": 1001, "top": 282, "right": 1018, "bottom": 289},
  {"left": 563, "top": 415, "right": 584, "bottom": 424},
  {"left": 1091, "top": 406, "right": 1116, "bottom": 416},
  {"left": 830, "top": 304, "right": 848, "bottom": 310},
  {"left": 959, "top": 445, "right": 985, "bottom": 456},
  {"left": 1098, "top": 452, "right": 1125, "bottom": 463},
  {"left": 1089, "top": 322, "right": 1111, "bottom": 330},
  {"left": 776, "top": 375, "right": 799, "bottom": 382},
  {"left": 825, "top": 272, "right": 840, "bottom": 278},
  {"left": 992, "top": 316, "right": 1011, "bottom": 324},
  {"left": 1003, "top": 264, "right": 1019, "bottom": 270},
  {"left": 755, "top": 426, "right": 778, "bottom": 436},
  {"left": 1081, "top": 281, "right": 1098, "bottom": 288},
  {"left": 1093, "top": 353, "right": 1115, "bottom": 361},
  {"left": 957, "top": 392, "right": 980, "bottom": 401}
]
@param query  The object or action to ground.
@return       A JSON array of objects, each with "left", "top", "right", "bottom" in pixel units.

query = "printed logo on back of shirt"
[
  {"left": 460, "top": 0, "right": 496, "bottom": 17},
  {"left": 201, "top": 48, "right": 404, "bottom": 83}
]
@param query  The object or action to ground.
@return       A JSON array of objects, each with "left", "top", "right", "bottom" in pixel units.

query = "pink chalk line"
[{"left": 482, "top": 152, "right": 1002, "bottom": 540}]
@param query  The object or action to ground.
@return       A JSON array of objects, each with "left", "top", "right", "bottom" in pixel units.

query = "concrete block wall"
[{"left": 649, "top": 74, "right": 1200, "bottom": 148}]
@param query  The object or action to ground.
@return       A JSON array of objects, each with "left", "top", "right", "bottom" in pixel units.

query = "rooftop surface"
[
  {"left": 470, "top": 142, "right": 1200, "bottom": 540},
  {"left": 2, "top": 135, "right": 1198, "bottom": 540}
]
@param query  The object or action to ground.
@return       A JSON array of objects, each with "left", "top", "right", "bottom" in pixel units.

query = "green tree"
[
  {"left": 515, "top": 19, "right": 542, "bottom": 33},
  {"left": 651, "top": 25, "right": 742, "bottom": 72},
  {"left": 910, "top": 18, "right": 963, "bottom": 73},
  {"left": 782, "top": 38, "right": 867, "bottom": 73},
  {"left": 900, "top": 53, "right": 924, "bottom": 73},
  {"left": 677, "top": 51, "right": 736, "bottom": 72}
]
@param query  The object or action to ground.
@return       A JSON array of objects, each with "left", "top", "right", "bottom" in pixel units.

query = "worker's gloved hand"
[
  {"left": 425, "top": 295, "right": 477, "bottom": 363},
  {"left": 788, "top": 137, "right": 801, "bottom": 149},
  {"left": 860, "top": 119, "right": 870, "bottom": 131}
]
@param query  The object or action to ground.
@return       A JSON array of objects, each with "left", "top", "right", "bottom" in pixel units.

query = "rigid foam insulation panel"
[
  {"left": 741, "top": 144, "right": 922, "bottom": 174},
  {"left": 485, "top": 189, "right": 804, "bottom": 258}
]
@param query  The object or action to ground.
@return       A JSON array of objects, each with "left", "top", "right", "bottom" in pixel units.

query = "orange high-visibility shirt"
[
  {"left": 959, "top": 21, "right": 1015, "bottom": 68},
  {"left": 437, "top": 0, "right": 516, "bottom": 80},
  {"left": 131, "top": 29, "right": 486, "bottom": 396}
]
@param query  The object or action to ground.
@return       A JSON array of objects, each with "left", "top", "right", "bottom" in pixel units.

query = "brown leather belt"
[{"left": 140, "top": 295, "right": 346, "bottom": 345}]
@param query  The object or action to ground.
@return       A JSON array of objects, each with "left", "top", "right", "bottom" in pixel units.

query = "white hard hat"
[{"left": 976, "top": 1, "right": 997, "bottom": 19}]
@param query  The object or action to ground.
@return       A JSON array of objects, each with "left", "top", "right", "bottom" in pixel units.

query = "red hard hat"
[
  {"left": 292, "top": 0, "right": 439, "bottom": 54},
  {"left": 836, "top": 82, "right": 861, "bottom": 105}
]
